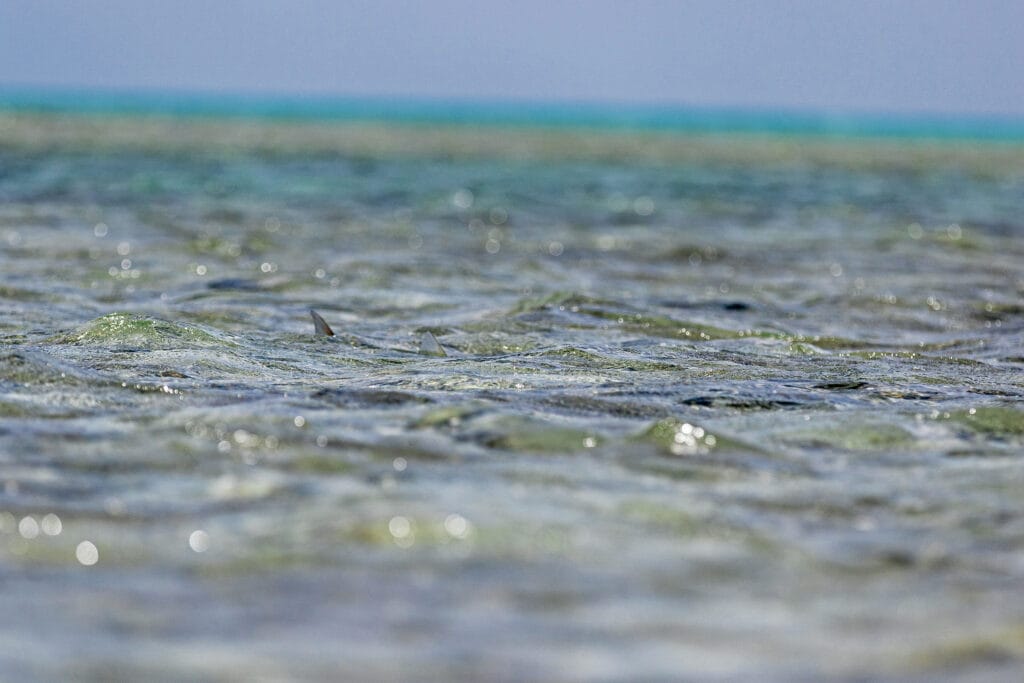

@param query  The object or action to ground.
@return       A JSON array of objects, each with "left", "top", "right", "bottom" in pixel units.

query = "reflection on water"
[{"left": 2, "top": 113, "right": 1024, "bottom": 681}]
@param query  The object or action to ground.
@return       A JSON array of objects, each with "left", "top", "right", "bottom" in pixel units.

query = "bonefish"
[{"left": 310, "top": 309, "right": 446, "bottom": 357}]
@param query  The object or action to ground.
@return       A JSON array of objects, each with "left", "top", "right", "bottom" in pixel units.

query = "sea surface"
[{"left": 1, "top": 102, "right": 1024, "bottom": 681}]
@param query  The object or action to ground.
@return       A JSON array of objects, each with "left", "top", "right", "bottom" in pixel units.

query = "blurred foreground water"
[{"left": 1, "top": 113, "right": 1024, "bottom": 681}]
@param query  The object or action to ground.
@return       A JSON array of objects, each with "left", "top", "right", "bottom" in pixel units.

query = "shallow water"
[{"left": 2, "top": 114, "right": 1024, "bottom": 681}]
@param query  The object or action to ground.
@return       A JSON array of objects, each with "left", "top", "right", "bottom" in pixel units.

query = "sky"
[{"left": 1, "top": 0, "right": 1022, "bottom": 117}]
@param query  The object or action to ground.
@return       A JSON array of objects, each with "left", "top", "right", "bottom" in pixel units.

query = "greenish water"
[
  {"left": 4, "top": 86, "right": 1024, "bottom": 140},
  {"left": 2, "top": 111, "right": 1024, "bottom": 681}
]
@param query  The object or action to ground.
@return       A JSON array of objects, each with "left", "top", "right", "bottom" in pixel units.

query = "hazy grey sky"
[{"left": 2, "top": 0, "right": 1022, "bottom": 116}]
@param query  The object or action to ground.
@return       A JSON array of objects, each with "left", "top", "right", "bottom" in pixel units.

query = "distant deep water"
[
  {"left": 1, "top": 101, "right": 1024, "bottom": 681},
  {"left": 4, "top": 86, "right": 1024, "bottom": 140}
]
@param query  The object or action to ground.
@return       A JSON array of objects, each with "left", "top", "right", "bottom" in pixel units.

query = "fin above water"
[
  {"left": 419, "top": 331, "right": 446, "bottom": 357},
  {"left": 310, "top": 309, "right": 335, "bottom": 337}
]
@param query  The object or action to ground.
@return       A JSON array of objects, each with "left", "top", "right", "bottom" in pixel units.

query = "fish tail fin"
[
  {"left": 310, "top": 309, "right": 335, "bottom": 337},
  {"left": 419, "top": 331, "right": 446, "bottom": 357}
]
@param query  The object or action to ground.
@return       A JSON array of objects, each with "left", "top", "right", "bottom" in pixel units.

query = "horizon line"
[{"left": 2, "top": 83, "right": 1024, "bottom": 142}]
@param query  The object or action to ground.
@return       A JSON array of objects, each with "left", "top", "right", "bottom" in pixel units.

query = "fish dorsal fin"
[
  {"left": 310, "top": 309, "right": 335, "bottom": 337},
  {"left": 419, "top": 331, "right": 446, "bottom": 357}
]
